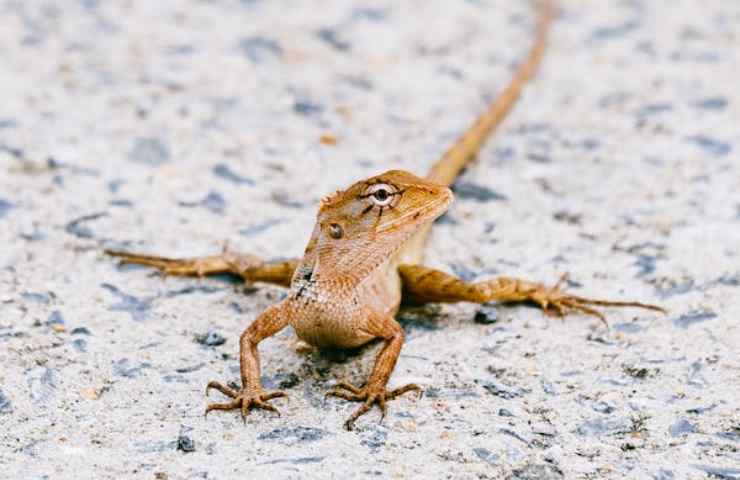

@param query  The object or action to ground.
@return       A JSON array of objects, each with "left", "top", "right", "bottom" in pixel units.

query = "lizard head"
[
  {"left": 317, "top": 169, "right": 453, "bottom": 238},
  {"left": 304, "top": 169, "right": 453, "bottom": 281}
]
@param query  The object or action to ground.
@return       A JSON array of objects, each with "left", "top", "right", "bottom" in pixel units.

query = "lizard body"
[{"left": 106, "top": 0, "right": 664, "bottom": 430}]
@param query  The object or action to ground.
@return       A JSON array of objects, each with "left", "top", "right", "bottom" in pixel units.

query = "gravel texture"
[{"left": 1, "top": 0, "right": 739, "bottom": 479}]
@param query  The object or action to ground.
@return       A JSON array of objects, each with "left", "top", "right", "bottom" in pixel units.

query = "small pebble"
[
  {"left": 194, "top": 330, "right": 226, "bottom": 347},
  {"left": 177, "top": 425, "right": 195, "bottom": 453},
  {"left": 474, "top": 304, "right": 498, "bottom": 324}
]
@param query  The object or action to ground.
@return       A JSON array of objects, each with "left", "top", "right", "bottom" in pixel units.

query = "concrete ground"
[{"left": 1, "top": 0, "right": 739, "bottom": 478}]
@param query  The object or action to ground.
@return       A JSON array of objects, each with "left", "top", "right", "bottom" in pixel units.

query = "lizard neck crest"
[{"left": 300, "top": 170, "right": 452, "bottom": 285}]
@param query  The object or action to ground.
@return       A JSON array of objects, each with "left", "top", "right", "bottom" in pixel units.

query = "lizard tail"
[
  {"left": 396, "top": 0, "right": 553, "bottom": 266},
  {"left": 425, "top": 0, "right": 554, "bottom": 186}
]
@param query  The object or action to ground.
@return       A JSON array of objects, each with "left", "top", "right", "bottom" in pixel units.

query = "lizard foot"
[
  {"left": 530, "top": 274, "right": 666, "bottom": 326},
  {"left": 326, "top": 381, "right": 422, "bottom": 430},
  {"left": 204, "top": 380, "right": 286, "bottom": 423}
]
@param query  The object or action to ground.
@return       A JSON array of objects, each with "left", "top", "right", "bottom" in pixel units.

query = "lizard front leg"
[
  {"left": 398, "top": 264, "right": 665, "bottom": 323},
  {"left": 326, "top": 316, "right": 421, "bottom": 430},
  {"left": 205, "top": 302, "right": 289, "bottom": 421},
  {"left": 106, "top": 246, "right": 298, "bottom": 287}
]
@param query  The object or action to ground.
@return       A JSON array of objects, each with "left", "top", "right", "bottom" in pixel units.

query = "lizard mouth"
[{"left": 375, "top": 186, "right": 453, "bottom": 233}]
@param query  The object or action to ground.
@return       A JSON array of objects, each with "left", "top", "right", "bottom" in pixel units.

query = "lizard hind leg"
[{"left": 398, "top": 264, "right": 666, "bottom": 325}]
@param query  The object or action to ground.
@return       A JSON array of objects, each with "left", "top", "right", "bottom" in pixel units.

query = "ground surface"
[{"left": 1, "top": 0, "right": 739, "bottom": 479}]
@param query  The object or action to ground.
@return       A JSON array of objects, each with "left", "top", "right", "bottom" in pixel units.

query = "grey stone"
[{"left": 128, "top": 137, "right": 170, "bottom": 165}]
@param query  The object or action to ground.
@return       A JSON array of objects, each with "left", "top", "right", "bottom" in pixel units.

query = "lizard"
[{"left": 105, "top": 0, "right": 664, "bottom": 430}]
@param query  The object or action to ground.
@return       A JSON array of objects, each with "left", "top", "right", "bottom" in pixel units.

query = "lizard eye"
[
  {"left": 365, "top": 183, "right": 397, "bottom": 206},
  {"left": 328, "top": 223, "right": 343, "bottom": 239}
]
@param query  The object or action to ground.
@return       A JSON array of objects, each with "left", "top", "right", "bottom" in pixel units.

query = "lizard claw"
[
  {"left": 204, "top": 380, "right": 287, "bottom": 422},
  {"left": 325, "top": 380, "right": 362, "bottom": 397},
  {"left": 326, "top": 381, "right": 422, "bottom": 430},
  {"left": 531, "top": 275, "right": 667, "bottom": 327}
]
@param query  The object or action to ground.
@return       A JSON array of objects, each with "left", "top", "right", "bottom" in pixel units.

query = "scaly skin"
[{"left": 105, "top": 0, "right": 664, "bottom": 430}]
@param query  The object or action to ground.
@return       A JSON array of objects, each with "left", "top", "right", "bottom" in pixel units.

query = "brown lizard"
[{"left": 106, "top": 0, "right": 664, "bottom": 430}]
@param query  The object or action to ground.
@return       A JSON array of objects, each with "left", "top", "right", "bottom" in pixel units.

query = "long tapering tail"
[
  {"left": 397, "top": 0, "right": 554, "bottom": 266},
  {"left": 426, "top": 0, "right": 554, "bottom": 186}
]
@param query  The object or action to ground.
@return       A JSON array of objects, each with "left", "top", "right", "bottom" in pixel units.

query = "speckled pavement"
[{"left": 1, "top": 1, "right": 739, "bottom": 479}]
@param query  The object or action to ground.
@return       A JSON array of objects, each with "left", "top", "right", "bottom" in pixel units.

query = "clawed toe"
[
  {"left": 528, "top": 274, "right": 666, "bottom": 327},
  {"left": 326, "top": 382, "right": 422, "bottom": 430},
  {"left": 204, "top": 380, "right": 286, "bottom": 422},
  {"left": 325, "top": 389, "right": 361, "bottom": 402},
  {"left": 206, "top": 380, "right": 239, "bottom": 398},
  {"left": 325, "top": 380, "right": 363, "bottom": 401},
  {"left": 334, "top": 381, "right": 362, "bottom": 394},
  {"left": 388, "top": 383, "right": 422, "bottom": 400},
  {"left": 550, "top": 296, "right": 608, "bottom": 326},
  {"left": 261, "top": 391, "right": 288, "bottom": 401},
  {"left": 204, "top": 398, "right": 242, "bottom": 416}
]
